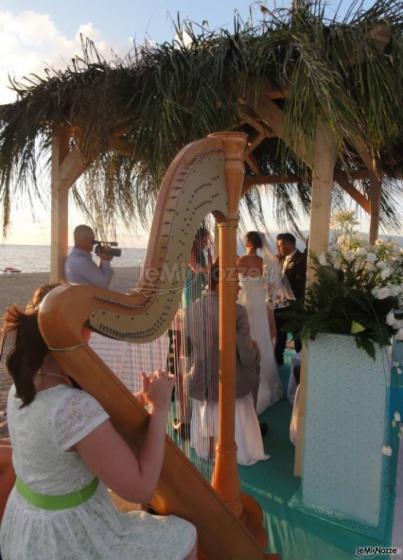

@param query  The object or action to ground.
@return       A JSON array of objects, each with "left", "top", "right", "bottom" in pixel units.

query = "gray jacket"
[{"left": 185, "top": 294, "right": 260, "bottom": 403}]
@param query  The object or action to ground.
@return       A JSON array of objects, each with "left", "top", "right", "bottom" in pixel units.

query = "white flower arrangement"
[
  {"left": 284, "top": 211, "right": 403, "bottom": 359},
  {"left": 331, "top": 235, "right": 403, "bottom": 308},
  {"left": 304, "top": 230, "right": 401, "bottom": 356}
]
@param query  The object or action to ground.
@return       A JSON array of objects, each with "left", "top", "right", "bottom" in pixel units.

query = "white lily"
[
  {"left": 389, "top": 285, "right": 401, "bottom": 297},
  {"left": 375, "top": 287, "right": 391, "bottom": 300},
  {"left": 380, "top": 267, "right": 393, "bottom": 280},
  {"left": 366, "top": 252, "right": 377, "bottom": 262},
  {"left": 318, "top": 253, "right": 328, "bottom": 266},
  {"left": 344, "top": 250, "right": 355, "bottom": 262}
]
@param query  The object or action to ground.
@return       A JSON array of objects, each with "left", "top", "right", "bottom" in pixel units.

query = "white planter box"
[{"left": 302, "top": 333, "right": 389, "bottom": 527}]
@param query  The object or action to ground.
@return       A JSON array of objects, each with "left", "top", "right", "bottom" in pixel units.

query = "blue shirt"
[{"left": 64, "top": 248, "right": 113, "bottom": 289}]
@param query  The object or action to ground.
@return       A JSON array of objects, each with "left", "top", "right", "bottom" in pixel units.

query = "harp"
[{"left": 38, "top": 132, "right": 278, "bottom": 559}]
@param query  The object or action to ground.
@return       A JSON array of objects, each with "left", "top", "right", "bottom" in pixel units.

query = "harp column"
[{"left": 209, "top": 133, "right": 247, "bottom": 518}]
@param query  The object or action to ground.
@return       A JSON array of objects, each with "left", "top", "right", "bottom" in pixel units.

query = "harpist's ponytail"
[{"left": 3, "top": 305, "right": 48, "bottom": 407}]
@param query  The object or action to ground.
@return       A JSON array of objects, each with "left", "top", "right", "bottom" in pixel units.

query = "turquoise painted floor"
[
  {"left": 238, "top": 357, "right": 398, "bottom": 560},
  {"left": 170, "top": 352, "right": 400, "bottom": 560}
]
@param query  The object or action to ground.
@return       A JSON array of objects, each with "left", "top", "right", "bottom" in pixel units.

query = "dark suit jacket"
[
  {"left": 279, "top": 250, "right": 307, "bottom": 300},
  {"left": 185, "top": 294, "right": 260, "bottom": 403}
]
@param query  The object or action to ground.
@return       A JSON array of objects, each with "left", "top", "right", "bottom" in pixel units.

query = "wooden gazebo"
[{"left": 0, "top": 2, "right": 401, "bottom": 282}]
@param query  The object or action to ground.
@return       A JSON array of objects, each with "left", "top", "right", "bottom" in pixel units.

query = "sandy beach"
[{"left": 0, "top": 267, "right": 141, "bottom": 437}]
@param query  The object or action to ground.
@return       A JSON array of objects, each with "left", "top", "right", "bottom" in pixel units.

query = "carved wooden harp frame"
[{"left": 39, "top": 132, "right": 278, "bottom": 559}]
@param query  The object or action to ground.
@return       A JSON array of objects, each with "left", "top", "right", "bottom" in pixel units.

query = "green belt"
[{"left": 15, "top": 477, "right": 99, "bottom": 511}]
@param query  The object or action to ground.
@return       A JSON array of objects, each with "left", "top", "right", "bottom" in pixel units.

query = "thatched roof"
[{"left": 0, "top": 0, "right": 402, "bottom": 234}]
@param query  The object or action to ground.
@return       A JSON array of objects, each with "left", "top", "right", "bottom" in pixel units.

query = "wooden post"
[
  {"left": 294, "top": 122, "right": 337, "bottom": 476},
  {"left": 369, "top": 175, "right": 382, "bottom": 245},
  {"left": 50, "top": 132, "right": 89, "bottom": 282},
  {"left": 50, "top": 130, "right": 70, "bottom": 282}
]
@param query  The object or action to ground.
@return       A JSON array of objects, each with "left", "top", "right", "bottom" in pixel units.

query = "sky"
[{"left": 0, "top": 0, "right": 398, "bottom": 246}]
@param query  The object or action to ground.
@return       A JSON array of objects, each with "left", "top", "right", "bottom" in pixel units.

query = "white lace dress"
[
  {"left": 0, "top": 385, "right": 196, "bottom": 560},
  {"left": 238, "top": 274, "right": 284, "bottom": 414}
]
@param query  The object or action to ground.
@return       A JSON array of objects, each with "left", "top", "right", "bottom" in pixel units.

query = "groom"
[{"left": 274, "top": 233, "right": 307, "bottom": 365}]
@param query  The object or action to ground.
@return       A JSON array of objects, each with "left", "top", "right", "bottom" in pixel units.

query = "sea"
[
  {"left": 0, "top": 245, "right": 147, "bottom": 274},
  {"left": 0, "top": 233, "right": 402, "bottom": 274}
]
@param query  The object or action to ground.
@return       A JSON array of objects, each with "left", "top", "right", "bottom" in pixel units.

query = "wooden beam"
[
  {"left": 50, "top": 129, "right": 71, "bottom": 283},
  {"left": 307, "top": 122, "right": 337, "bottom": 280},
  {"left": 241, "top": 114, "right": 276, "bottom": 159},
  {"left": 247, "top": 131, "right": 267, "bottom": 154},
  {"left": 109, "top": 136, "right": 134, "bottom": 157},
  {"left": 245, "top": 154, "right": 262, "bottom": 176},
  {"left": 369, "top": 176, "right": 382, "bottom": 244},
  {"left": 249, "top": 85, "right": 383, "bottom": 181},
  {"left": 242, "top": 114, "right": 271, "bottom": 136},
  {"left": 244, "top": 168, "right": 370, "bottom": 189},
  {"left": 294, "top": 122, "right": 337, "bottom": 477},
  {"left": 265, "top": 78, "right": 289, "bottom": 100},
  {"left": 243, "top": 169, "right": 371, "bottom": 212},
  {"left": 267, "top": 87, "right": 289, "bottom": 99},
  {"left": 59, "top": 147, "right": 86, "bottom": 187},
  {"left": 50, "top": 131, "right": 97, "bottom": 282},
  {"left": 251, "top": 96, "right": 314, "bottom": 169},
  {"left": 368, "top": 21, "right": 391, "bottom": 52},
  {"left": 348, "top": 136, "right": 382, "bottom": 179},
  {"left": 243, "top": 174, "right": 299, "bottom": 193},
  {"left": 334, "top": 171, "right": 371, "bottom": 213}
]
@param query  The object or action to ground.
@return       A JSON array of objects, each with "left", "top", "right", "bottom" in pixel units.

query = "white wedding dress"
[
  {"left": 190, "top": 394, "right": 270, "bottom": 466},
  {"left": 238, "top": 274, "right": 284, "bottom": 414}
]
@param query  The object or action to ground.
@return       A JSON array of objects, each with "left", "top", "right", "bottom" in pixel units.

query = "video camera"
[{"left": 93, "top": 240, "right": 122, "bottom": 258}]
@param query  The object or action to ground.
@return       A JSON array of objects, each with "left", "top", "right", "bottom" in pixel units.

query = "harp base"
[
  {"left": 240, "top": 493, "right": 281, "bottom": 558},
  {"left": 240, "top": 492, "right": 268, "bottom": 549},
  {"left": 241, "top": 494, "right": 281, "bottom": 560}
]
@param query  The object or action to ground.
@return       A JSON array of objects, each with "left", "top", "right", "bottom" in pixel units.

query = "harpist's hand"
[
  {"left": 142, "top": 369, "right": 174, "bottom": 412},
  {"left": 131, "top": 372, "right": 151, "bottom": 406}
]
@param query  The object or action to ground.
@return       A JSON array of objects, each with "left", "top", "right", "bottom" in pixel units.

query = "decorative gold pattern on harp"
[{"left": 38, "top": 133, "right": 278, "bottom": 559}]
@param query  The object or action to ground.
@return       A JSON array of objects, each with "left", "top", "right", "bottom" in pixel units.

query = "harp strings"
[
  {"left": 167, "top": 220, "right": 216, "bottom": 480},
  {"left": 89, "top": 220, "right": 217, "bottom": 481}
]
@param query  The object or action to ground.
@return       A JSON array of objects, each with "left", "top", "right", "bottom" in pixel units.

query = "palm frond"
[{"left": 0, "top": 1, "right": 401, "bottom": 235}]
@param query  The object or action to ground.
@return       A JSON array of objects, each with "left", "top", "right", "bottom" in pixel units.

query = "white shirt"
[
  {"left": 282, "top": 249, "right": 297, "bottom": 273},
  {"left": 64, "top": 248, "right": 113, "bottom": 289}
]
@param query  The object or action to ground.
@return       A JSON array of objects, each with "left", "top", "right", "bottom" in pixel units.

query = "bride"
[{"left": 237, "top": 231, "right": 285, "bottom": 414}]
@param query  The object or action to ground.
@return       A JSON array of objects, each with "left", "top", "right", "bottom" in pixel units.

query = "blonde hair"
[{"left": 25, "top": 283, "right": 60, "bottom": 313}]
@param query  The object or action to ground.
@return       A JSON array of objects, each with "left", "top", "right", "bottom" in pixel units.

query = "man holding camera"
[{"left": 64, "top": 225, "right": 114, "bottom": 289}]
